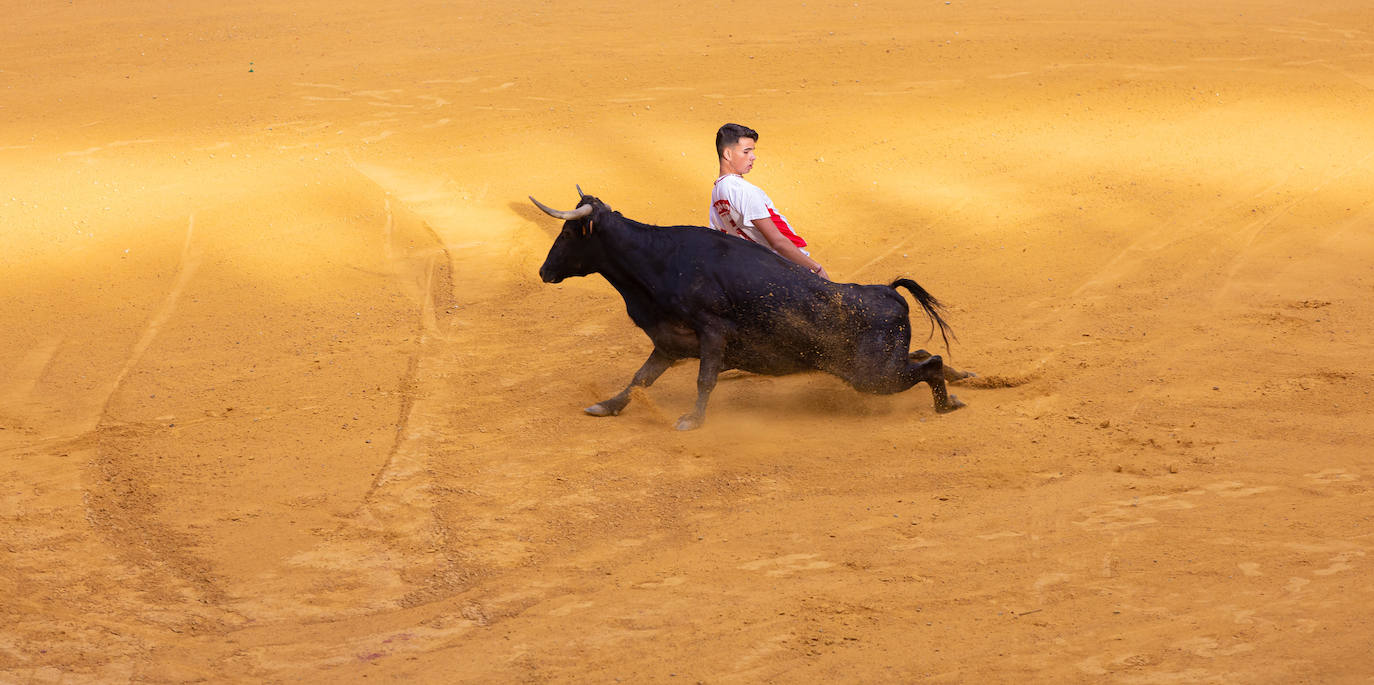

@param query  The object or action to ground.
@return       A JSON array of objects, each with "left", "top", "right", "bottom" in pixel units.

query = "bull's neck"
[{"left": 593, "top": 217, "right": 671, "bottom": 301}]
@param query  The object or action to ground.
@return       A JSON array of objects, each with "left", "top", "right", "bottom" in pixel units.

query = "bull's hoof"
[
  {"left": 948, "top": 369, "right": 977, "bottom": 383},
  {"left": 585, "top": 403, "right": 619, "bottom": 417},
  {"left": 674, "top": 413, "right": 704, "bottom": 431},
  {"left": 936, "top": 394, "right": 966, "bottom": 414}
]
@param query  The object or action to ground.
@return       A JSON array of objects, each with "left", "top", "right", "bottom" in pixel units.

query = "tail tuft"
[{"left": 890, "top": 278, "right": 956, "bottom": 353}]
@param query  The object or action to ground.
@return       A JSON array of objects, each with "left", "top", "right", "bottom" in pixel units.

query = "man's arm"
[{"left": 751, "top": 218, "right": 829, "bottom": 280}]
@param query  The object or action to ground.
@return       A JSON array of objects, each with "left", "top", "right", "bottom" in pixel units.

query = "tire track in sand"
[
  {"left": 1113, "top": 150, "right": 1374, "bottom": 418},
  {"left": 3, "top": 216, "right": 202, "bottom": 436},
  {"left": 81, "top": 214, "right": 246, "bottom": 626},
  {"left": 261, "top": 166, "right": 466, "bottom": 627},
  {"left": 846, "top": 198, "right": 970, "bottom": 282},
  {"left": 97, "top": 215, "right": 202, "bottom": 426},
  {"left": 1210, "top": 148, "right": 1374, "bottom": 304},
  {"left": 1008, "top": 146, "right": 1372, "bottom": 400},
  {"left": 360, "top": 194, "right": 449, "bottom": 504},
  {"left": 1, "top": 215, "right": 242, "bottom": 681},
  {"left": 0, "top": 336, "right": 63, "bottom": 411}
]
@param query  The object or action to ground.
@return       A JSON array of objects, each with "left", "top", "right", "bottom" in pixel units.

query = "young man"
[{"left": 710, "top": 123, "right": 830, "bottom": 280}]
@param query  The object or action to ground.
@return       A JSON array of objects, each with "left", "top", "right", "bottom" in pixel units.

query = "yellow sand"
[{"left": 3, "top": 0, "right": 1372, "bottom": 680}]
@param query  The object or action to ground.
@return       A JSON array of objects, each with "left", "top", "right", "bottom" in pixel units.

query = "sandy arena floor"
[{"left": 3, "top": 0, "right": 1373, "bottom": 681}]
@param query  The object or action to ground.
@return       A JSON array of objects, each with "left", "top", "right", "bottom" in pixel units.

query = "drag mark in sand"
[
  {"left": 382, "top": 197, "right": 395, "bottom": 262},
  {"left": 342, "top": 174, "right": 453, "bottom": 546},
  {"left": 63, "top": 139, "right": 161, "bottom": 157},
  {"left": 846, "top": 198, "right": 969, "bottom": 281},
  {"left": 99, "top": 214, "right": 201, "bottom": 424},
  {"left": 1211, "top": 147, "right": 1374, "bottom": 303},
  {"left": 1, "top": 336, "right": 63, "bottom": 410},
  {"left": 367, "top": 190, "right": 446, "bottom": 493},
  {"left": 1064, "top": 174, "right": 1293, "bottom": 301},
  {"left": 360, "top": 193, "right": 421, "bottom": 500},
  {"left": 1277, "top": 59, "right": 1374, "bottom": 91}
]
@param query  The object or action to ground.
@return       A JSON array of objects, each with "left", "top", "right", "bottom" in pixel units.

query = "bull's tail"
[{"left": 890, "top": 278, "right": 956, "bottom": 354}]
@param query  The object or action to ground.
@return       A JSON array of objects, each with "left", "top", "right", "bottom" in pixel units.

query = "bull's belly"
[
  {"left": 645, "top": 335, "right": 814, "bottom": 374},
  {"left": 642, "top": 310, "right": 907, "bottom": 379},
  {"left": 645, "top": 324, "right": 700, "bottom": 359},
  {"left": 721, "top": 337, "right": 829, "bottom": 376},
  {"left": 723, "top": 324, "right": 908, "bottom": 379},
  {"left": 724, "top": 348, "right": 815, "bottom": 375}
]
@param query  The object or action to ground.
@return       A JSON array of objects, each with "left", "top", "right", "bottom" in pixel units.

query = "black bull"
[{"left": 532, "top": 191, "right": 966, "bottom": 430}]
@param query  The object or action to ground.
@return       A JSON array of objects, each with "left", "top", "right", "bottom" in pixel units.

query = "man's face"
[{"left": 722, "top": 137, "right": 756, "bottom": 175}]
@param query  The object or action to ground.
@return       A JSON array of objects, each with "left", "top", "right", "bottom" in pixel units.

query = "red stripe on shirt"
[{"left": 767, "top": 209, "right": 807, "bottom": 248}]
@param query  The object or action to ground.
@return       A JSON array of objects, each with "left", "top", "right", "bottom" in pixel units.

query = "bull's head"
[{"left": 532, "top": 187, "right": 608, "bottom": 284}]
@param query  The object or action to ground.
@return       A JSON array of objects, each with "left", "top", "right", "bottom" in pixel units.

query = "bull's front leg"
[
  {"left": 675, "top": 328, "right": 725, "bottom": 431},
  {"left": 585, "top": 348, "right": 674, "bottom": 417}
]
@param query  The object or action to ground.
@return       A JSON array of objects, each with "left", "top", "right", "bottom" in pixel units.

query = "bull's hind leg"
[
  {"left": 851, "top": 354, "right": 965, "bottom": 413},
  {"left": 585, "top": 348, "right": 674, "bottom": 417},
  {"left": 909, "top": 355, "right": 965, "bottom": 413},
  {"left": 909, "top": 349, "right": 976, "bottom": 382}
]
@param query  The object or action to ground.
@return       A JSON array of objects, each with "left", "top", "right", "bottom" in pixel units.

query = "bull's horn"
[
  {"left": 530, "top": 196, "right": 593, "bottom": 220},
  {"left": 576, "top": 184, "right": 585, "bottom": 197}
]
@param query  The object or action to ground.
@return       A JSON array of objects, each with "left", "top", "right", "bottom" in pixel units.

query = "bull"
[{"left": 532, "top": 189, "right": 966, "bottom": 430}]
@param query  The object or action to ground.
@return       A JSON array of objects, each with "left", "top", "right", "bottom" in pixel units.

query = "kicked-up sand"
[{"left": 2, "top": 0, "right": 1372, "bottom": 681}]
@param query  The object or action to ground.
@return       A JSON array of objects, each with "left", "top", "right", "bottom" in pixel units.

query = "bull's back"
[{"left": 636, "top": 227, "right": 914, "bottom": 374}]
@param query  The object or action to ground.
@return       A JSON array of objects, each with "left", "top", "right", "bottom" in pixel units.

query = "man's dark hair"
[{"left": 716, "top": 123, "right": 759, "bottom": 159}]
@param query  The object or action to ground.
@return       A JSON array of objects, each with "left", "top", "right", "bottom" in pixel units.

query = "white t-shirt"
[{"left": 710, "top": 174, "right": 808, "bottom": 253}]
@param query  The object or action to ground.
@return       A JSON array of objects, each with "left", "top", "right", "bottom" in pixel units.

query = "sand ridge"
[{"left": 3, "top": 0, "right": 1373, "bottom": 681}]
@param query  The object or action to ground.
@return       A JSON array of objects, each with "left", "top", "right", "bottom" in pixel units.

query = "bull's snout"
[{"left": 539, "top": 265, "right": 563, "bottom": 284}]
